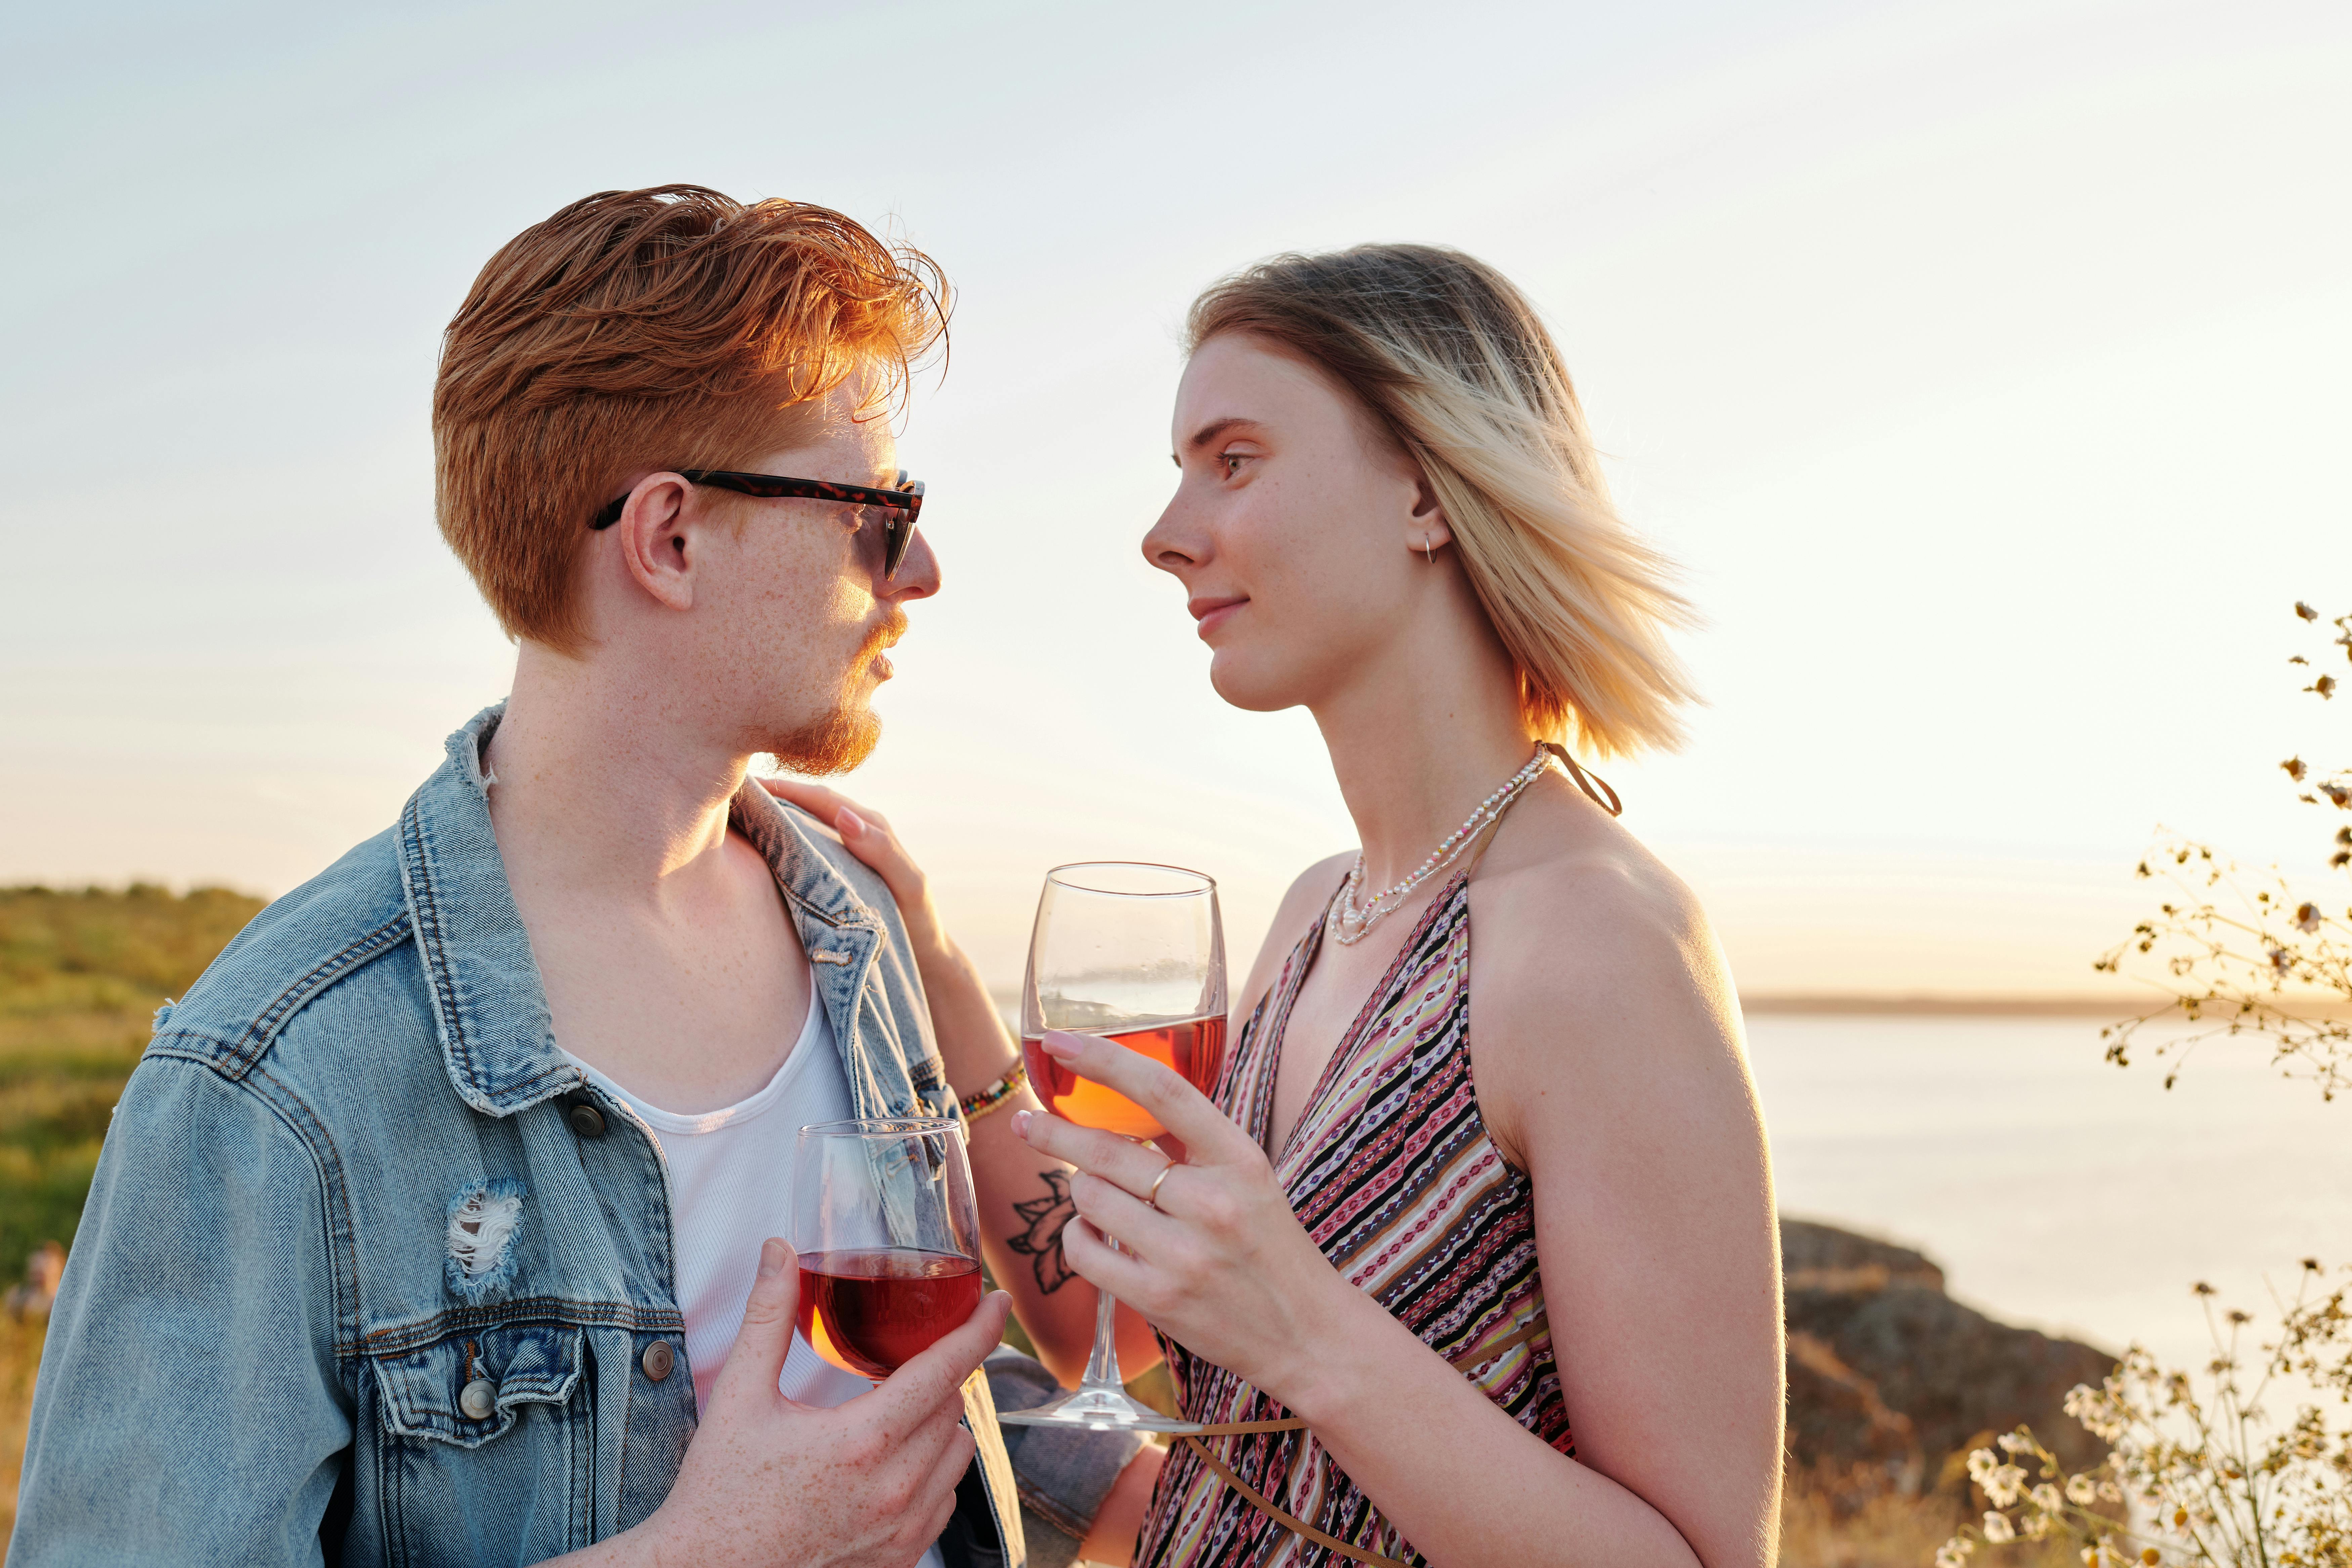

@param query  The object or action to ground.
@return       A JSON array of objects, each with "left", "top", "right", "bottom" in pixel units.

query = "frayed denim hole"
[{"left": 444, "top": 1177, "right": 526, "bottom": 1302}]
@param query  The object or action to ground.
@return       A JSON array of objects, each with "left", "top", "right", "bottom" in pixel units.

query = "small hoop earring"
[{"left": 1421, "top": 536, "right": 1435, "bottom": 564}]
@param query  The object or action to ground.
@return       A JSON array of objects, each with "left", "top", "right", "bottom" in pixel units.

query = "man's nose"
[{"left": 883, "top": 526, "right": 941, "bottom": 601}]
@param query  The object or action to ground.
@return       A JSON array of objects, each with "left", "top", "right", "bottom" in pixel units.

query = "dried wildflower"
[
  {"left": 2286, "top": 757, "right": 2311, "bottom": 781},
  {"left": 2298, "top": 601, "right": 2320, "bottom": 621},
  {"left": 2313, "top": 675, "right": 2339, "bottom": 700},
  {"left": 1957, "top": 1276, "right": 2352, "bottom": 1568}
]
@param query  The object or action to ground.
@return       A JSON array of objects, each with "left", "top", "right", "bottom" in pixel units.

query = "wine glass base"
[{"left": 995, "top": 1382, "right": 1206, "bottom": 1435}]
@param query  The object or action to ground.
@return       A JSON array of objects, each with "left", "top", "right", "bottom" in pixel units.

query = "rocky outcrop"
[{"left": 1783, "top": 1219, "right": 2114, "bottom": 1491}]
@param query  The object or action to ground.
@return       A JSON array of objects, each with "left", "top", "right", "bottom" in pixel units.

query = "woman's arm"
[
  {"left": 1015, "top": 861, "right": 1780, "bottom": 1568},
  {"left": 1471, "top": 859, "right": 1783, "bottom": 1568},
  {"left": 758, "top": 778, "right": 1156, "bottom": 1383}
]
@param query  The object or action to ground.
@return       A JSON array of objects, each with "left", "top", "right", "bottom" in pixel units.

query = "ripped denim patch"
[{"left": 444, "top": 1178, "right": 525, "bottom": 1302}]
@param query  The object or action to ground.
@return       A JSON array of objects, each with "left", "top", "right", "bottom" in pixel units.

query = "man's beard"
[
  {"left": 767, "top": 704, "right": 880, "bottom": 777},
  {"left": 763, "top": 614, "right": 900, "bottom": 776}
]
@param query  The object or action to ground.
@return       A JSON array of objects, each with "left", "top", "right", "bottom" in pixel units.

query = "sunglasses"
[{"left": 590, "top": 469, "right": 927, "bottom": 577}]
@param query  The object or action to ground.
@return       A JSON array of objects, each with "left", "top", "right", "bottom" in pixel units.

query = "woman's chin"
[{"left": 1207, "top": 654, "right": 1307, "bottom": 715}]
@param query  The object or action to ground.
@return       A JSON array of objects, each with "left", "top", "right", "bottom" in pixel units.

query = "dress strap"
[
  {"left": 1541, "top": 741, "right": 1622, "bottom": 817},
  {"left": 1174, "top": 1314, "right": 1552, "bottom": 1565}
]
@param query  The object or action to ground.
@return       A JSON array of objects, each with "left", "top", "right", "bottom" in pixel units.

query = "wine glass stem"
[{"left": 1078, "top": 1245, "right": 1127, "bottom": 1392}]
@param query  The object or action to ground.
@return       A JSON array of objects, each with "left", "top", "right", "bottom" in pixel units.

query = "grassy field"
[
  {"left": 0, "top": 883, "right": 2005, "bottom": 1565},
  {"left": 0, "top": 883, "right": 265, "bottom": 1550}
]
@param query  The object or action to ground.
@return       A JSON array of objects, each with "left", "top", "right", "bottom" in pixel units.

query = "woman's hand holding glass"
[{"left": 1013, "top": 1029, "right": 1362, "bottom": 1409}]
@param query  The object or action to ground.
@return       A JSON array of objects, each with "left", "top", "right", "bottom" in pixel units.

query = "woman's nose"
[{"left": 1142, "top": 494, "right": 1204, "bottom": 575}]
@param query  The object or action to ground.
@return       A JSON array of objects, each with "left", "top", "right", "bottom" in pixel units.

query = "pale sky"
[{"left": 4, "top": 0, "right": 2348, "bottom": 998}]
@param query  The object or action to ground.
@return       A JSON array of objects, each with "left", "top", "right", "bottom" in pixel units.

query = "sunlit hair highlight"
[
  {"left": 1186, "top": 245, "right": 1696, "bottom": 758},
  {"left": 434, "top": 184, "right": 949, "bottom": 650}
]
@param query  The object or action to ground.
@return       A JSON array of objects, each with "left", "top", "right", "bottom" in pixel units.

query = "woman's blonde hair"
[{"left": 1186, "top": 245, "right": 1696, "bottom": 759}]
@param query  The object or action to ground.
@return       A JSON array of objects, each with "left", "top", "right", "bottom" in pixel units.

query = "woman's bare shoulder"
[
  {"left": 1233, "top": 851, "right": 1355, "bottom": 1027},
  {"left": 1469, "top": 784, "right": 1750, "bottom": 1150},
  {"left": 1494, "top": 774, "right": 1729, "bottom": 975}
]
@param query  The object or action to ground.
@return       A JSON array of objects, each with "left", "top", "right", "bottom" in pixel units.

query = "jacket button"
[
  {"left": 641, "top": 1340, "right": 675, "bottom": 1382},
  {"left": 566, "top": 1099, "right": 606, "bottom": 1139},
  {"left": 459, "top": 1378, "right": 498, "bottom": 1420}
]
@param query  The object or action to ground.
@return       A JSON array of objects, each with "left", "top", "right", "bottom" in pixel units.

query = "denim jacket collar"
[{"left": 396, "top": 702, "right": 897, "bottom": 1119}]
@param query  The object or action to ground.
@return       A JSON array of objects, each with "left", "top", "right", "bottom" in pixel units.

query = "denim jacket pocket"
[
  {"left": 368, "top": 1319, "right": 596, "bottom": 1564},
  {"left": 375, "top": 1320, "right": 586, "bottom": 1450}
]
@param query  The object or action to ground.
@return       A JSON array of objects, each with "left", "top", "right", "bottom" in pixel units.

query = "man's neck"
[
  {"left": 484, "top": 640, "right": 748, "bottom": 905},
  {"left": 482, "top": 642, "right": 817, "bottom": 1112}
]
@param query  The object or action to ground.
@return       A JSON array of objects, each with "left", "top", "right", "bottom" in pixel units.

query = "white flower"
[
  {"left": 1984, "top": 1513, "right": 2018, "bottom": 1544},
  {"left": 2066, "top": 1474, "right": 2100, "bottom": 1505},
  {"left": 2031, "top": 1484, "right": 2064, "bottom": 1514},
  {"left": 1938, "top": 1540, "right": 1977, "bottom": 1568},
  {"left": 2065, "top": 1383, "right": 2129, "bottom": 1442}
]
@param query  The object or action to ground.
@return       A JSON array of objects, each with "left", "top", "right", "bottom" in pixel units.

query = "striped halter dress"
[{"left": 1136, "top": 871, "right": 1572, "bottom": 1568}]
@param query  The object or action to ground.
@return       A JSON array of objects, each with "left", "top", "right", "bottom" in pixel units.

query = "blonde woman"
[
  {"left": 798, "top": 246, "right": 1781, "bottom": 1567},
  {"left": 1017, "top": 246, "right": 1780, "bottom": 1568}
]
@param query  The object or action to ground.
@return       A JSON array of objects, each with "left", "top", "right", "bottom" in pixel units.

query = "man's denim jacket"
[{"left": 8, "top": 705, "right": 1023, "bottom": 1566}]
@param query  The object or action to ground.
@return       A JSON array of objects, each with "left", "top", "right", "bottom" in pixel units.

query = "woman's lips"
[{"left": 1189, "top": 596, "right": 1247, "bottom": 639}]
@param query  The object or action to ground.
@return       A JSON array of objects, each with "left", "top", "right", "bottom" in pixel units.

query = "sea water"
[{"left": 1748, "top": 1013, "right": 2352, "bottom": 1379}]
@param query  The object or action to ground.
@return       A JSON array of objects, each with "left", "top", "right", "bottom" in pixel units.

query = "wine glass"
[
  {"left": 998, "top": 862, "right": 1225, "bottom": 1434},
  {"left": 793, "top": 1118, "right": 984, "bottom": 1380}
]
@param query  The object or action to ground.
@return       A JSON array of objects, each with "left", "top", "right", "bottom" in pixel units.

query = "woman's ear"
[
  {"left": 613, "top": 473, "right": 698, "bottom": 610},
  {"left": 1408, "top": 472, "right": 1455, "bottom": 556}
]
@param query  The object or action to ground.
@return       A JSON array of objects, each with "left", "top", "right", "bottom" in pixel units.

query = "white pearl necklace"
[{"left": 1327, "top": 748, "right": 1553, "bottom": 946}]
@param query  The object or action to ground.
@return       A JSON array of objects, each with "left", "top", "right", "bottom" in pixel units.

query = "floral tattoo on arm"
[{"left": 1007, "top": 1170, "right": 1078, "bottom": 1294}]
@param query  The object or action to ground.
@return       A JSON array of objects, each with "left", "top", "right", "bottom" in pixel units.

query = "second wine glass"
[{"left": 999, "top": 861, "right": 1225, "bottom": 1434}]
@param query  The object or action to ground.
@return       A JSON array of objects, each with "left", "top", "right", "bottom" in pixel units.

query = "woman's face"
[{"left": 1142, "top": 332, "right": 1436, "bottom": 715}]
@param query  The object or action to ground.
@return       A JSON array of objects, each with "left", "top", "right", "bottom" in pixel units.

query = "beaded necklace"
[{"left": 1326, "top": 748, "right": 1552, "bottom": 946}]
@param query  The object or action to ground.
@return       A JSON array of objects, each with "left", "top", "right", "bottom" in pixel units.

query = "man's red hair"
[{"left": 433, "top": 185, "right": 948, "bottom": 649}]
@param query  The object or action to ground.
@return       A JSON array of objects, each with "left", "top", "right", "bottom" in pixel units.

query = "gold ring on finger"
[{"left": 1145, "top": 1160, "right": 1177, "bottom": 1210}]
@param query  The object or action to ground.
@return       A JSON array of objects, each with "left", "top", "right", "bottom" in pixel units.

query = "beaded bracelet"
[{"left": 958, "top": 1058, "right": 1028, "bottom": 1121}]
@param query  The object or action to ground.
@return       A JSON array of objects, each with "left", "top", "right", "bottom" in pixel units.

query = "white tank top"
[{"left": 563, "top": 977, "right": 951, "bottom": 1568}]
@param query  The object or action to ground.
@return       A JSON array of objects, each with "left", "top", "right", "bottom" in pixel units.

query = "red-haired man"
[{"left": 10, "top": 187, "right": 1150, "bottom": 1567}]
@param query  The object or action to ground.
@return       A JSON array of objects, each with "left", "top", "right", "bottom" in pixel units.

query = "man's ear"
[{"left": 613, "top": 473, "right": 699, "bottom": 611}]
